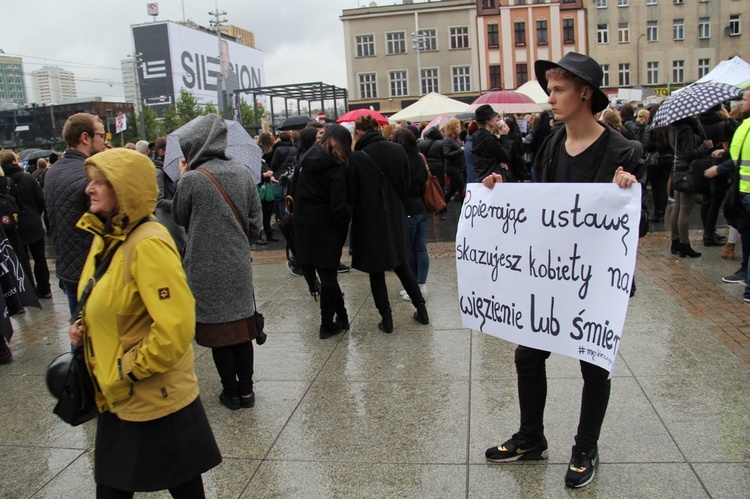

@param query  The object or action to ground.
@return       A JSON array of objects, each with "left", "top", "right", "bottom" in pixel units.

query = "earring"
[{"left": 582, "top": 97, "right": 587, "bottom": 102}]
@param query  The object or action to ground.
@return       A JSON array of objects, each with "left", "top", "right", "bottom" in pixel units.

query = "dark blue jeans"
[
  {"left": 59, "top": 279, "right": 79, "bottom": 318},
  {"left": 406, "top": 212, "right": 429, "bottom": 285}
]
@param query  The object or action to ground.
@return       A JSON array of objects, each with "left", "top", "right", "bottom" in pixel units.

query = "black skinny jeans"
[
  {"left": 260, "top": 199, "right": 275, "bottom": 240},
  {"left": 700, "top": 176, "right": 729, "bottom": 236},
  {"left": 514, "top": 345, "right": 611, "bottom": 450},
  {"left": 444, "top": 171, "right": 466, "bottom": 203},
  {"left": 648, "top": 160, "right": 671, "bottom": 216},
  {"left": 369, "top": 262, "right": 423, "bottom": 314},
  {"left": 211, "top": 341, "right": 254, "bottom": 398},
  {"left": 96, "top": 476, "right": 205, "bottom": 499},
  {"left": 25, "top": 237, "right": 50, "bottom": 293}
]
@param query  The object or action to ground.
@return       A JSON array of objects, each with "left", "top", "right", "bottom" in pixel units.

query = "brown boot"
[{"left": 720, "top": 242, "right": 736, "bottom": 260}]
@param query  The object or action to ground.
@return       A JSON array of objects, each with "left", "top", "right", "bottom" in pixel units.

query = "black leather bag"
[
  {"left": 689, "top": 158, "right": 712, "bottom": 195},
  {"left": 672, "top": 170, "right": 693, "bottom": 193},
  {"left": 48, "top": 347, "right": 98, "bottom": 426}
]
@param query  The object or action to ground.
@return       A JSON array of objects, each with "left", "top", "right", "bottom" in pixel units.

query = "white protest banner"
[
  {"left": 456, "top": 183, "right": 641, "bottom": 373},
  {"left": 115, "top": 114, "right": 127, "bottom": 134}
]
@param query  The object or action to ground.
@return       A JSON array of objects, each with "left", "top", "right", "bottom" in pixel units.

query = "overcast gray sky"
[{"left": 1, "top": 0, "right": 387, "bottom": 103}]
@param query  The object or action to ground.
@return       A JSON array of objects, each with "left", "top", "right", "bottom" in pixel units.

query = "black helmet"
[{"left": 46, "top": 352, "right": 73, "bottom": 399}]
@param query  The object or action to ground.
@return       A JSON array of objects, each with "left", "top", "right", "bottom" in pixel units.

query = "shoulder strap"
[
  {"left": 73, "top": 218, "right": 150, "bottom": 323},
  {"left": 196, "top": 167, "right": 247, "bottom": 238},
  {"left": 359, "top": 150, "right": 393, "bottom": 212}
]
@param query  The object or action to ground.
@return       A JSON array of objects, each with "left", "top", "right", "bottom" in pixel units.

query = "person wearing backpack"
[{"left": 0, "top": 151, "right": 48, "bottom": 298}]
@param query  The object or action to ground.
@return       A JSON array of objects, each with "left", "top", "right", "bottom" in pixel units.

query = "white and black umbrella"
[
  {"left": 163, "top": 117, "right": 262, "bottom": 184},
  {"left": 652, "top": 82, "right": 742, "bottom": 128}
]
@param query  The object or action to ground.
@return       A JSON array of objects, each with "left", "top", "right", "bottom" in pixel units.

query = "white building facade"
[{"left": 31, "top": 66, "right": 77, "bottom": 105}]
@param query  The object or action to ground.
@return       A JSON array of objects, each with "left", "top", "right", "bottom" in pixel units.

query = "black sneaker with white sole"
[
  {"left": 722, "top": 268, "right": 747, "bottom": 284},
  {"left": 485, "top": 435, "right": 549, "bottom": 463},
  {"left": 564, "top": 445, "right": 598, "bottom": 488}
]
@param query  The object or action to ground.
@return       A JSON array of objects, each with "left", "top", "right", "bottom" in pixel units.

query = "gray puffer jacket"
[{"left": 172, "top": 114, "right": 262, "bottom": 324}]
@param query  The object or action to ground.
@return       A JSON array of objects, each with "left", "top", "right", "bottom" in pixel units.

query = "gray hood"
[{"left": 179, "top": 113, "right": 229, "bottom": 169}]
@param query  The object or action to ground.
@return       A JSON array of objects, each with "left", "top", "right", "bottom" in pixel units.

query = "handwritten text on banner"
[{"left": 456, "top": 183, "right": 641, "bottom": 373}]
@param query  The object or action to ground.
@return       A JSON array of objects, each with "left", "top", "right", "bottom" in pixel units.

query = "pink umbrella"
[
  {"left": 468, "top": 90, "right": 543, "bottom": 114},
  {"left": 337, "top": 108, "right": 389, "bottom": 125},
  {"left": 420, "top": 114, "right": 452, "bottom": 138}
]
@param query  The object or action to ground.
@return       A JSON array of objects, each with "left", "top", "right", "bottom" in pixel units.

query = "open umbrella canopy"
[
  {"left": 163, "top": 117, "right": 262, "bottom": 184},
  {"left": 277, "top": 115, "right": 313, "bottom": 131},
  {"left": 652, "top": 82, "right": 743, "bottom": 128},
  {"left": 337, "top": 108, "right": 389, "bottom": 125},
  {"left": 22, "top": 149, "right": 57, "bottom": 161},
  {"left": 420, "top": 114, "right": 452, "bottom": 138},
  {"left": 388, "top": 92, "right": 469, "bottom": 122},
  {"left": 468, "top": 90, "right": 543, "bottom": 115}
]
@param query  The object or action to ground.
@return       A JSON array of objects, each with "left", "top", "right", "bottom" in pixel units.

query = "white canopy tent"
[
  {"left": 388, "top": 92, "right": 470, "bottom": 122},
  {"left": 694, "top": 56, "right": 750, "bottom": 89},
  {"left": 516, "top": 80, "right": 552, "bottom": 110}
]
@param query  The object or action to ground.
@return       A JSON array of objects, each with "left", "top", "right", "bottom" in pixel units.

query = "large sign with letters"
[
  {"left": 456, "top": 183, "right": 641, "bottom": 373},
  {"left": 132, "top": 21, "right": 264, "bottom": 116}
]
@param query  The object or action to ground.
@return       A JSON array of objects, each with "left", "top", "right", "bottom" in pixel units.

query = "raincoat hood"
[
  {"left": 83, "top": 148, "right": 157, "bottom": 235},
  {"left": 179, "top": 113, "right": 229, "bottom": 169},
  {"left": 423, "top": 126, "right": 443, "bottom": 141}
]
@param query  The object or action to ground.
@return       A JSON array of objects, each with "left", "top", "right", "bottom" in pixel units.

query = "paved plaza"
[{"left": 1, "top": 227, "right": 749, "bottom": 498}]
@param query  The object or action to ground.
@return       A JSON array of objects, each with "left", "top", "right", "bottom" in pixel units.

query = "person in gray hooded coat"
[{"left": 172, "top": 113, "right": 263, "bottom": 411}]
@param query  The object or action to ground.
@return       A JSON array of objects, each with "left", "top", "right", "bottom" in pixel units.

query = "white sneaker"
[
  {"left": 402, "top": 285, "right": 428, "bottom": 302},
  {"left": 399, "top": 290, "right": 408, "bottom": 297}
]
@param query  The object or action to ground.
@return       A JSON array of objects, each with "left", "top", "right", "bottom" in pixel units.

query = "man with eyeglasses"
[{"left": 44, "top": 113, "right": 109, "bottom": 314}]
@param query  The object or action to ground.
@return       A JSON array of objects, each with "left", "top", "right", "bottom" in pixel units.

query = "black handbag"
[
  {"left": 672, "top": 170, "right": 693, "bottom": 193},
  {"left": 48, "top": 347, "right": 98, "bottom": 426}
]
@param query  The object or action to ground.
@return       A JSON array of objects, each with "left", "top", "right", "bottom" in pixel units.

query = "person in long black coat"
[
  {"left": 347, "top": 116, "right": 429, "bottom": 333},
  {"left": 293, "top": 125, "right": 352, "bottom": 339}
]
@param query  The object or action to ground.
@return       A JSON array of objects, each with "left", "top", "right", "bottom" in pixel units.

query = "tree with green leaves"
[
  {"left": 202, "top": 101, "right": 218, "bottom": 115},
  {"left": 175, "top": 89, "right": 201, "bottom": 126},
  {"left": 239, "top": 99, "right": 266, "bottom": 128},
  {"left": 160, "top": 105, "right": 180, "bottom": 135},
  {"left": 141, "top": 105, "right": 160, "bottom": 140}
]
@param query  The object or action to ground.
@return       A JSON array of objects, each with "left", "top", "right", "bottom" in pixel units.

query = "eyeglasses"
[{"left": 90, "top": 132, "right": 107, "bottom": 139}]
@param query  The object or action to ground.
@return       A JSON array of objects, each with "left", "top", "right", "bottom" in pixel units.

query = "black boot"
[
  {"left": 703, "top": 234, "right": 724, "bottom": 247},
  {"left": 413, "top": 300, "right": 429, "bottom": 325},
  {"left": 378, "top": 308, "right": 393, "bottom": 333},
  {"left": 679, "top": 242, "right": 702, "bottom": 258},
  {"left": 319, "top": 286, "right": 343, "bottom": 339},
  {"left": 670, "top": 239, "right": 681, "bottom": 254},
  {"left": 335, "top": 291, "right": 349, "bottom": 331}
]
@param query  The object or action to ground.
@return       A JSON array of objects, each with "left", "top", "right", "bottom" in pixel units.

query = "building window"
[
  {"left": 647, "top": 21, "right": 658, "bottom": 42},
  {"left": 386, "top": 32, "right": 406, "bottom": 55},
  {"left": 596, "top": 0, "right": 607, "bottom": 8},
  {"left": 673, "top": 0, "right": 683, "bottom": 4},
  {"left": 452, "top": 66, "right": 471, "bottom": 92},
  {"left": 601, "top": 65, "right": 610, "bottom": 87},
  {"left": 698, "top": 59, "right": 710, "bottom": 78},
  {"left": 729, "top": 15, "right": 741, "bottom": 36},
  {"left": 450, "top": 27, "right": 470, "bottom": 49},
  {"left": 698, "top": 18, "right": 710, "bottom": 39},
  {"left": 358, "top": 73, "right": 377, "bottom": 99},
  {"left": 514, "top": 22, "right": 526, "bottom": 46},
  {"left": 619, "top": 63, "right": 631, "bottom": 86},
  {"left": 672, "top": 60, "right": 684, "bottom": 83},
  {"left": 355, "top": 34, "right": 375, "bottom": 57},
  {"left": 618, "top": 0, "right": 629, "bottom": 6},
  {"left": 389, "top": 70, "right": 408, "bottom": 97},
  {"left": 646, "top": 0, "right": 657, "bottom": 4},
  {"left": 516, "top": 63, "right": 529, "bottom": 87},
  {"left": 563, "top": 19, "right": 575, "bottom": 44},
  {"left": 419, "top": 29, "right": 437, "bottom": 51},
  {"left": 516, "top": 0, "right": 526, "bottom": 4},
  {"left": 647, "top": 62, "right": 659, "bottom": 84},
  {"left": 597, "top": 24, "right": 609, "bottom": 44},
  {"left": 537, "top": 21, "right": 548, "bottom": 45},
  {"left": 487, "top": 24, "right": 499, "bottom": 48},
  {"left": 618, "top": 23, "right": 630, "bottom": 43},
  {"left": 421, "top": 68, "right": 439, "bottom": 94},
  {"left": 483, "top": 0, "right": 496, "bottom": 7},
  {"left": 673, "top": 19, "right": 684, "bottom": 40},
  {"left": 489, "top": 65, "right": 502, "bottom": 89}
]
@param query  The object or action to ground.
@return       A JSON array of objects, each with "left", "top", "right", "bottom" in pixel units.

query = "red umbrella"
[
  {"left": 337, "top": 108, "right": 389, "bottom": 125},
  {"left": 468, "top": 91, "right": 543, "bottom": 114}
]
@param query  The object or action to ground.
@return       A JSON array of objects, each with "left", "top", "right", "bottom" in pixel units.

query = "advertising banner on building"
[{"left": 132, "top": 21, "right": 265, "bottom": 117}]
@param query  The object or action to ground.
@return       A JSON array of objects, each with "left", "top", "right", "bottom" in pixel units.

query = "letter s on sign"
[{"left": 182, "top": 52, "right": 195, "bottom": 88}]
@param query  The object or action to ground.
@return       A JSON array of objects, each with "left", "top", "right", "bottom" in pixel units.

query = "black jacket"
[
  {"left": 401, "top": 143, "right": 428, "bottom": 216},
  {"left": 348, "top": 130, "right": 409, "bottom": 273},
  {"left": 537, "top": 122, "right": 648, "bottom": 237},
  {"left": 293, "top": 144, "right": 350, "bottom": 270},
  {"left": 154, "top": 157, "right": 186, "bottom": 253},
  {"left": 270, "top": 140, "right": 297, "bottom": 179},
  {"left": 43, "top": 149, "right": 93, "bottom": 282},
  {"left": 670, "top": 118, "right": 711, "bottom": 172},
  {"left": 418, "top": 127, "right": 444, "bottom": 179},
  {"left": 442, "top": 135, "right": 465, "bottom": 174},
  {"left": 2, "top": 163, "right": 45, "bottom": 244},
  {"left": 471, "top": 128, "right": 512, "bottom": 181},
  {"left": 699, "top": 111, "right": 738, "bottom": 151}
]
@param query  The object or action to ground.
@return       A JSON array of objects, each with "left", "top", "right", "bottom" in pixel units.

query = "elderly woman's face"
[{"left": 85, "top": 177, "right": 118, "bottom": 218}]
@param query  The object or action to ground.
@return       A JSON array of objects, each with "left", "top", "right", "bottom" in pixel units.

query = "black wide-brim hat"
[
  {"left": 534, "top": 52, "right": 610, "bottom": 114},
  {"left": 474, "top": 104, "right": 499, "bottom": 121}
]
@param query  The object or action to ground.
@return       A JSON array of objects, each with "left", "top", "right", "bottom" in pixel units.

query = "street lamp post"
[
  {"left": 412, "top": 13, "right": 424, "bottom": 97},
  {"left": 636, "top": 33, "right": 646, "bottom": 86},
  {"left": 209, "top": 2, "right": 228, "bottom": 118}
]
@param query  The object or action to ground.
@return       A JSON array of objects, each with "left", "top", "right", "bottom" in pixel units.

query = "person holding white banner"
[{"left": 481, "top": 52, "right": 642, "bottom": 489}]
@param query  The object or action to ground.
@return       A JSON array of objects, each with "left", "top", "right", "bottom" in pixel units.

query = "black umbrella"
[
  {"left": 652, "top": 82, "right": 742, "bottom": 128},
  {"left": 22, "top": 149, "right": 57, "bottom": 161},
  {"left": 18, "top": 149, "right": 41, "bottom": 161},
  {"left": 277, "top": 116, "right": 313, "bottom": 131}
]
